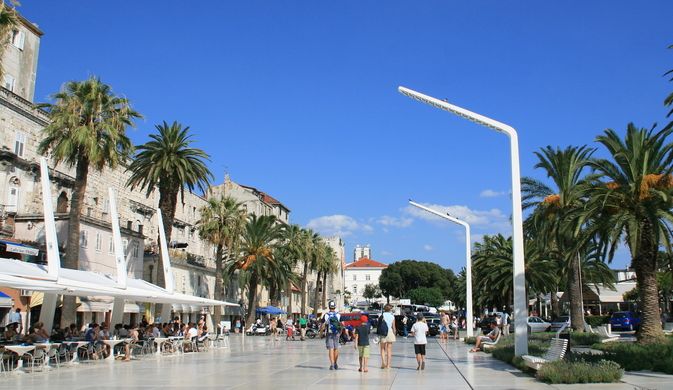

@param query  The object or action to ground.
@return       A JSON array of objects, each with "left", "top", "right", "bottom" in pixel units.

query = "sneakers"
[
  {"left": 334, "top": 363, "right": 338, "bottom": 370},
  {"left": 329, "top": 365, "right": 334, "bottom": 370}
]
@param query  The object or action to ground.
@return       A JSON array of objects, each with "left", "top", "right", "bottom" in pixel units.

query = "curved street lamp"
[
  {"left": 408, "top": 200, "right": 474, "bottom": 337},
  {"left": 399, "top": 86, "right": 528, "bottom": 356}
]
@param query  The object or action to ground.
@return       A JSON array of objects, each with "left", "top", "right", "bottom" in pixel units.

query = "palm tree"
[
  {"left": 225, "top": 214, "right": 284, "bottom": 327},
  {"left": 522, "top": 145, "right": 596, "bottom": 330},
  {"left": 311, "top": 242, "right": 338, "bottom": 315},
  {"left": 197, "top": 196, "right": 246, "bottom": 325},
  {"left": 38, "top": 77, "right": 140, "bottom": 327},
  {"left": 127, "top": 121, "right": 212, "bottom": 290},
  {"left": 472, "top": 234, "right": 557, "bottom": 309},
  {"left": 0, "top": 1, "right": 18, "bottom": 77},
  {"left": 279, "top": 224, "right": 305, "bottom": 315},
  {"left": 300, "top": 229, "right": 320, "bottom": 316},
  {"left": 588, "top": 124, "right": 673, "bottom": 343}
]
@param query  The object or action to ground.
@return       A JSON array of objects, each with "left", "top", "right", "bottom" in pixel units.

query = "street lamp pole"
[
  {"left": 399, "top": 86, "right": 528, "bottom": 356},
  {"left": 408, "top": 200, "right": 474, "bottom": 337}
]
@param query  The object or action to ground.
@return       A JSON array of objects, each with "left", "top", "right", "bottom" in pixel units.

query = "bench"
[
  {"left": 522, "top": 338, "right": 568, "bottom": 371},
  {"left": 595, "top": 326, "right": 620, "bottom": 343},
  {"left": 481, "top": 332, "right": 502, "bottom": 351}
]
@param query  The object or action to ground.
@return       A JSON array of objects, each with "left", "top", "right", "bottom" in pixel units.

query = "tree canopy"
[{"left": 378, "top": 259, "right": 456, "bottom": 304}]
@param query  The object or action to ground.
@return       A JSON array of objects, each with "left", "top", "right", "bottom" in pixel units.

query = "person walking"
[
  {"left": 411, "top": 313, "right": 429, "bottom": 370},
  {"left": 501, "top": 311, "right": 510, "bottom": 336},
  {"left": 353, "top": 315, "right": 370, "bottom": 373},
  {"left": 401, "top": 315, "right": 408, "bottom": 338},
  {"left": 9, "top": 307, "right": 22, "bottom": 334},
  {"left": 378, "top": 304, "right": 396, "bottom": 369},
  {"left": 320, "top": 301, "right": 341, "bottom": 370},
  {"left": 440, "top": 312, "right": 449, "bottom": 342},
  {"left": 299, "top": 315, "right": 307, "bottom": 340}
]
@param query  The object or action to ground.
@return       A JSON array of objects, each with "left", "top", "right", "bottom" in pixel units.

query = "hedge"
[
  {"left": 591, "top": 337, "right": 673, "bottom": 374},
  {"left": 536, "top": 360, "right": 623, "bottom": 384}
]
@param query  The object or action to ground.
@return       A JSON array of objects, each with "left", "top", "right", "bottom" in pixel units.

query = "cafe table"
[
  {"left": 153, "top": 337, "right": 169, "bottom": 356},
  {"left": 4, "top": 344, "right": 35, "bottom": 373},
  {"left": 101, "top": 339, "right": 126, "bottom": 361},
  {"left": 62, "top": 341, "right": 90, "bottom": 364}
]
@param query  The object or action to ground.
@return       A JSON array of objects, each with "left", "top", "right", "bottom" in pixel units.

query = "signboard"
[
  {"left": 399, "top": 299, "right": 411, "bottom": 305},
  {"left": 5, "top": 243, "right": 39, "bottom": 256}
]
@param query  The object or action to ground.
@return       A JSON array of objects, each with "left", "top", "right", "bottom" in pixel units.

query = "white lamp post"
[
  {"left": 399, "top": 86, "right": 528, "bottom": 356},
  {"left": 408, "top": 200, "right": 474, "bottom": 337}
]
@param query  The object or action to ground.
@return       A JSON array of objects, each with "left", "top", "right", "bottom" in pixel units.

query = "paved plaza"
[{"left": 1, "top": 335, "right": 672, "bottom": 389}]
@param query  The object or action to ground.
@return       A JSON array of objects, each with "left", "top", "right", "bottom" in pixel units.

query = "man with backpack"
[{"left": 320, "top": 301, "right": 342, "bottom": 370}]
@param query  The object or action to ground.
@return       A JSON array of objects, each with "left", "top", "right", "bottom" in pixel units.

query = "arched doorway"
[{"left": 56, "top": 192, "right": 68, "bottom": 213}]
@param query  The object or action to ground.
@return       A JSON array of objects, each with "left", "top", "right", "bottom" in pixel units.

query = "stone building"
[
  {"left": 344, "top": 257, "right": 387, "bottom": 305},
  {"left": 322, "top": 236, "right": 345, "bottom": 311}
]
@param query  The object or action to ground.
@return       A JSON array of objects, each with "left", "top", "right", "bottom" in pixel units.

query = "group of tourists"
[{"left": 319, "top": 302, "right": 430, "bottom": 372}]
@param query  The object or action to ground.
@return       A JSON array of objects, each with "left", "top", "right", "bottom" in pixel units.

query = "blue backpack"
[
  {"left": 327, "top": 312, "right": 342, "bottom": 335},
  {"left": 377, "top": 314, "right": 389, "bottom": 336}
]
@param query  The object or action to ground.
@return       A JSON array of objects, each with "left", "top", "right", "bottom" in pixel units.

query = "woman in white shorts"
[{"left": 379, "top": 304, "right": 396, "bottom": 369}]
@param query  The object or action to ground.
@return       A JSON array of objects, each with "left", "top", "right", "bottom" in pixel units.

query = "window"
[
  {"left": 122, "top": 239, "right": 128, "bottom": 254},
  {"left": 127, "top": 221, "right": 133, "bottom": 230},
  {"left": 352, "top": 274, "right": 356, "bottom": 281},
  {"left": 3, "top": 74, "right": 15, "bottom": 92},
  {"left": 108, "top": 235, "right": 114, "bottom": 254},
  {"left": 132, "top": 241, "right": 139, "bottom": 258},
  {"left": 14, "top": 131, "right": 25, "bottom": 157},
  {"left": 365, "top": 274, "right": 371, "bottom": 281},
  {"left": 353, "top": 285, "right": 357, "bottom": 294},
  {"left": 6, "top": 185, "right": 19, "bottom": 212},
  {"left": 11, "top": 30, "right": 24, "bottom": 50},
  {"left": 95, "top": 232, "right": 102, "bottom": 252},
  {"left": 80, "top": 230, "right": 88, "bottom": 248}
]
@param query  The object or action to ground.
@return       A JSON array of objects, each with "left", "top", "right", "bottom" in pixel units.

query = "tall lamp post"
[
  {"left": 399, "top": 86, "right": 528, "bottom": 356},
  {"left": 408, "top": 200, "right": 474, "bottom": 337}
]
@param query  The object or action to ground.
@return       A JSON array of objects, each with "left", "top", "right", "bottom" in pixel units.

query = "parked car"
[
  {"left": 527, "top": 316, "right": 551, "bottom": 332},
  {"left": 610, "top": 311, "right": 640, "bottom": 331},
  {"left": 426, "top": 318, "right": 441, "bottom": 336},
  {"left": 394, "top": 314, "right": 416, "bottom": 336},
  {"left": 550, "top": 316, "right": 570, "bottom": 332},
  {"left": 478, "top": 316, "right": 497, "bottom": 334},
  {"left": 339, "top": 312, "right": 372, "bottom": 328}
]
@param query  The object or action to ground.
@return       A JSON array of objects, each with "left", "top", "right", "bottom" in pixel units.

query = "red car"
[{"left": 339, "top": 312, "right": 368, "bottom": 328}]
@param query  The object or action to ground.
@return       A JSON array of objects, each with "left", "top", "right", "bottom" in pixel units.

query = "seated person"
[
  {"left": 123, "top": 324, "right": 139, "bottom": 361},
  {"left": 470, "top": 322, "right": 501, "bottom": 352},
  {"left": 3, "top": 323, "right": 19, "bottom": 341},
  {"left": 33, "top": 321, "right": 50, "bottom": 341},
  {"left": 64, "top": 323, "right": 80, "bottom": 340}
]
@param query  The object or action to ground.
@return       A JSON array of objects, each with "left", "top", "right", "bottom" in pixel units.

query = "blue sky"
[{"left": 21, "top": 1, "right": 673, "bottom": 272}]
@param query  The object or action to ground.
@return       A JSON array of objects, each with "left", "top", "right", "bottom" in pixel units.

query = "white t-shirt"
[
  {"left": 188, "top": 327, "right": 198, "bottom": 338},
  {"left": 411, "top": 322, "right": 429, "bottom": 345}
]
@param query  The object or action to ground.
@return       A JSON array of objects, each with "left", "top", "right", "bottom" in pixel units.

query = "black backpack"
[{"left": 377, "top": 314, "right": 388, "bottom": 336}]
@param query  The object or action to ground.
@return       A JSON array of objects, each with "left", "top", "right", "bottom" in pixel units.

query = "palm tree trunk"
[
  {"left": 312, "top": 272, "right": 321, "bottom": 315},
  {"left": 156, "top": 189, "right": 177, "bottom": 320},
  {"left": 286, "top": 279, "right": 293, "bottom": 317},
  {"left": 634, "top": 223, "right": 665, "bottom": 343},
  {"left": 300, "top": 261, "right": 308, "bottom": 316},
  {"left": 156, "top": 189, "right": 177, "bottom": 289},
  {"left": 245, "top": 273, "right": 259, "bottom": 327},
  {"left": 322, "top": 271, "right": 328, "bottom": 310},
  {"left": 213, "top": 244, "right": 224, "bottom": 327},
  {"left": 568, "top": 253, "right": 585, "bottom": 331},
  {"left": 61, "top": 157, "right": 89, "bottom": 328}
]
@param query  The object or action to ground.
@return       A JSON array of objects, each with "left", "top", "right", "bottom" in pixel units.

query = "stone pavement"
[{"left": 0, "top": 335, "right": 671, "bottom": 389}]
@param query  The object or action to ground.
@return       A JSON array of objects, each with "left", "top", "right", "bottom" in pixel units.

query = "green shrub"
[
  {"left": 593, "top": 338, "right": 673, "bottom": 374},
  {"left": 584, "top": 316, "right": 610, "bottom": 327},
  {"left": 536, "top": 360, "right": 623, "bottom": 384},
  {"left": 570, "top": 332, "right": 601, "bottom": 346}
]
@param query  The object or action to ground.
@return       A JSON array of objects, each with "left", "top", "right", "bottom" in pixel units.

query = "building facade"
[{"left": 344, "top": 257, "right": 387, "bottom": 305}]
